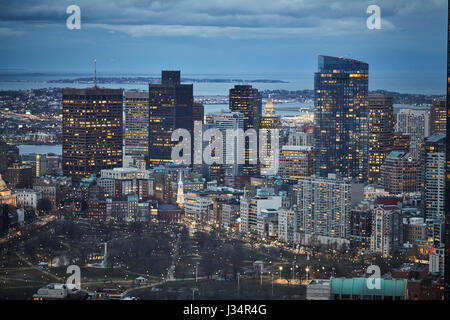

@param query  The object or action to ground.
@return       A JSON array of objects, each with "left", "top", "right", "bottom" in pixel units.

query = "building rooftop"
[{"left": 331, "top": 278, "right": 406, "bottom": 297}]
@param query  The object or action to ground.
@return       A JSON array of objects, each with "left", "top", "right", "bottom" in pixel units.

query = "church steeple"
[{"left": 176, "top": 170, "right": 184, "bottom": 209}]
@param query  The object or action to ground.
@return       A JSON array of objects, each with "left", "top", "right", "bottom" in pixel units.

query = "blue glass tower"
[{"left": 313, "top": 55, "right": 369, "bottom": 182}]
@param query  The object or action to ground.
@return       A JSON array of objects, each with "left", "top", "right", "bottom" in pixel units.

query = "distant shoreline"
[{"left": 45, "top": 77, "right": 289, "bottom": 84}]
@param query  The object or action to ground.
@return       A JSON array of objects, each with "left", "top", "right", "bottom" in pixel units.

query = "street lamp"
[
  {"left": 237, "top": 272, "right": 240, "bottom": 293},
  {"left": 279, "top": 266, "right": 283, "bottom": 279},
  {"left": 305, "top": 267, "right": 310, "bottom": 282}
]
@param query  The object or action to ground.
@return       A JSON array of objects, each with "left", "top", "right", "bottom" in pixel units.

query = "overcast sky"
[{"left": 0, "top": 0, "right": 447, "bottom": 92}]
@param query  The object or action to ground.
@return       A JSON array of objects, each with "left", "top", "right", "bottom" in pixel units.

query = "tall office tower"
[
  {"left": 313, "top": 55, "right": 369, "bottom": 182},
  {"left": 205, "top": 111, "right": 244, "bottom": 186},
  {"left": 392, "top": 133, "right": 410, "bottom": 153},
  {"left": 229, "top": 85, "right": 262, "bottom": 177},
  {"left": 424, "top": 134, "right": 446, "bottom": 221},
  {"left": 430, "top": 99, "right": 446, "bottom": 135},
  {"left": 396, "top": 108, "right": 430, "bottom": 160},
  {"left": 62, "top": 88, "right": 123, "bottom": 184},
  {"left": 370, "top": 205, "right": 403, "bottom": 258},
  {"left": 260, "top": 96, "right": 281, "bottom": 176},
  {"left": 148, "top": 71, "right": 193, "bottom": 168},
  {"left": 279, "top": 146, "right": 313, "bottom": 180},
  {"left": 380, "top": 151, "right": 420, "bottom": 195},
  {"left": 125, "top": 91, "right": 149, "bottom": 157},
  {"left": 368, "top": 94, "right": 394, "bottom": 183},
  {"left": 193, "top": 102, "right": 205, "bottom": 124},
  {"left": 295, "top": 175, "right": 351, "bottom": 242}
]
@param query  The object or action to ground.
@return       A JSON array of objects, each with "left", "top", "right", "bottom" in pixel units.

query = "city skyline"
[{"left": 0, "top": 0, "right": 448, "bottom": 304}]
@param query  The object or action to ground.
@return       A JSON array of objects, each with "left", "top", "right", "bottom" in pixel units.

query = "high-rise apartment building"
[
  {"left": 313, "top": 55, "right": 369, "bottom": 182},
  {"left": 370, "top": 205, "right": 403, "bottom": 258},
  {"left": 148, "top": 71, "right": 193, "bottom": 168},
  {"left": 295, "top": 174, "right": 351, "bottom": 241},
  {"left": 368, "top": 94, "right": 394, "bottom": 183},
  {"left": 62, "top": 87, "right": 123, "bottom": 183},
  {"left": 424, "top": 134, "right": 446, "bottom": 221},
  {"left": 125, "top": 91, "right": 149, "bottom": 158}
]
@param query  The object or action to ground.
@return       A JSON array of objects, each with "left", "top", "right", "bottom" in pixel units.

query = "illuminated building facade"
[
  {"left": 380, "top": 151, "right": 420, "bottom": 195},
  {"left": 62, "top": 88, "right": 123, "bottom": 184},
  {"left": 370, "top": 205, "right": 403, "bottom": 258},
  {"left": 393, "top": 133, "right": 410, "bottom": 153},
  {"left": 148, "top": 71, "right": 193, "bottom": 168},
  {"left": 125, "top": 91, "right": 149, "bottom": 158},
  {"left": 279, "top": 146, "right": 313, "bottom": 180},
  {"left": 229, "top": 85, "right": 262, "bottom": 177},
  {"left": 368, "top": 94, "right": 394, "bottom": 183},
  {"left": 313, "top": 55, "right": 369, "bottom": 182},
  {"left": 260, "top": 96, "right": 281, "bottom": 176},
  {"left": 0, "top": 174, "right": 16, "bottom": 207},
  {"left": 295, "top": 175, "right": 351, "bottom": 241},
  {"left": 430, "top": 99, "right": 446, "bottom": 135},
  {"left": 424, "top": 134, "right": 446, "bottom": 221},
  {"left": 204, "top": 111, "right": 244, "bottom": 186}
]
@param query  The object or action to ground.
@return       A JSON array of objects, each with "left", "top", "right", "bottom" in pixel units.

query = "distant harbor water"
[
  {"left": 18, "top": 144, "right": 62, "bottom": 155},
  {"left": 0, "top": 72, "right": 445, "bottom": 95}
]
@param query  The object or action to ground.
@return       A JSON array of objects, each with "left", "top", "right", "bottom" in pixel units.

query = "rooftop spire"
[
  {"left": 94, "top": 58, "right": 97, "bottom": 88},
  {"left": 264, "top": 95, "right": 275, "bottom": 117}
]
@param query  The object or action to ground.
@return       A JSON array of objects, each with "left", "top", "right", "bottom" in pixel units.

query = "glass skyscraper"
[
  {"left": 229, "top": 85, "right": 262, "bottom": 177},
  {"left": 313, "top": 55, "right": 369, "bottom": 182},
  {"left": 148, "top": 71, "right": 193, "bottom": 168}
]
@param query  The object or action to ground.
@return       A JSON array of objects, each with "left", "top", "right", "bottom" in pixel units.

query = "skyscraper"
[
  {"left": 424, "top": 134, "right": 446, "bottom": 221},
  {"left": 430, "top": 99, "right": 446, "bottom": 135},
  {"left": 62, "top": 87, "right": 123, "bottom": 183},
  {"left": 193, "top": 102, "right": 205, "bottom": 124},
  {"left": 148, "top": 71, "right": 193, "bottom": 168},
  {"left": 229, "top": 85, "right": 262, "bottom": 177},
  {"left": 204, "top": 111, "right": 244, "bottom": 186},
  {"left": 260, "top": 96, "right": 281, "bottom": 176},
  {"left": 313, "top": 55, "right": 369, "bottom": 182},
  {"left": 125, "top": 91, "right": 149, "bottom": 158},
  {"left": 368, "top": 94, "right": 394, "bottom": 183}
]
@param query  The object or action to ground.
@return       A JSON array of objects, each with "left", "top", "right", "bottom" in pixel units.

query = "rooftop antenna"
[{"left": 94, "top": 58, "right": 97, "bottom": 88}]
